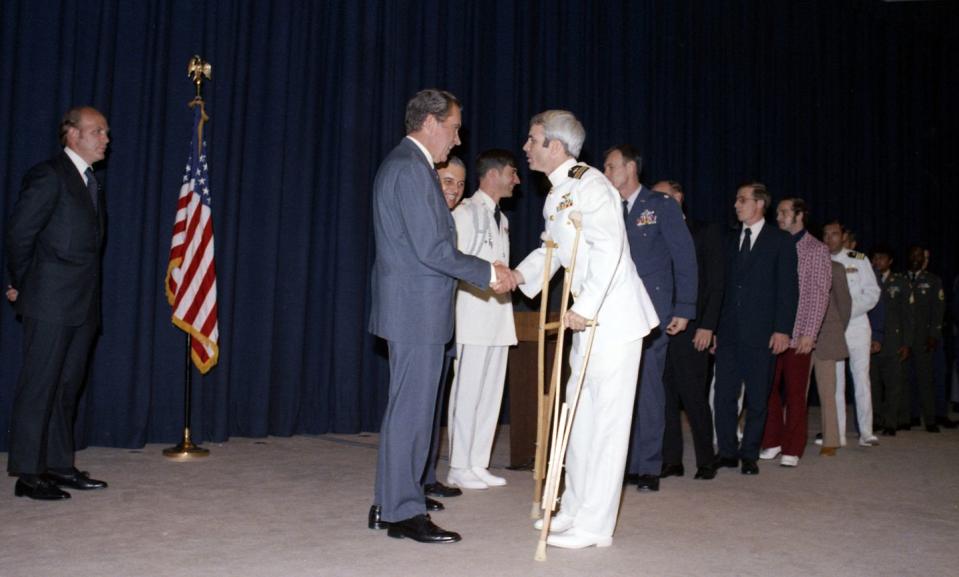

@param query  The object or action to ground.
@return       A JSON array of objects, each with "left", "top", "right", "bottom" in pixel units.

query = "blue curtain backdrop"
[{"left": 1, "top": 0, "right": 956, "bottom": 450}]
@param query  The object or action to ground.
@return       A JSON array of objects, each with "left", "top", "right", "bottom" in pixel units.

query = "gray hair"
[{"left": 530, "top": 110, "right": 585, "bottom": 158}]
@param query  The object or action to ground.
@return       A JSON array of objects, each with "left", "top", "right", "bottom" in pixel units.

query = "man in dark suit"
[
  {"left": 655, "top": 180, "right": 724, "bottom": 481},
  {"left": 603, "top": 146, "right": 697, "bottom": 493},
  {"left": 5, "top": 106, "right": 110, "bottom": 500},
  {"left": 713, "top": 182, "right": 798, "bottom": 475},
  {"left": 366, "top": 89, "right": 513, "bottom": 543},
  {"left": 869, "top": 245, "right": 912, "bottom": 436},
  {"left": 902, "top": 245, "right": 946, "bottom": 433}
]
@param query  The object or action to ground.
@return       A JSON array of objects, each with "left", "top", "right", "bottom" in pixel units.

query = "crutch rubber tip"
[{"left": 534, "top": 541, "right": 548, "bottom": 561}]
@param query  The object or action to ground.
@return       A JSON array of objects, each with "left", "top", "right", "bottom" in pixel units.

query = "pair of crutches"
[{"left": 530, "top": 212, "right": 600, "bottom": 561}]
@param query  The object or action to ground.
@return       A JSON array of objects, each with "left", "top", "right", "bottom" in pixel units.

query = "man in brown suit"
[{"left": 811, "top": 261, "right": 853, "bottom": 455}]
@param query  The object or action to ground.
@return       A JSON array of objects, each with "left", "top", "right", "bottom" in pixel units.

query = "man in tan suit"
[{"left": 812, "top": 261, "right": 852, "bottom": 455}]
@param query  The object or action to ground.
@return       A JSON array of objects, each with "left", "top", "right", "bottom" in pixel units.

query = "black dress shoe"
[
  {"left": 424, "top": 481, "right": 462, "bottom": 498},
  {"left": 387, "top": 514, "right": 461, "bottom": 543},
  {"left": 368, "top": 505, "right": 389, "bottom": 530},
  {"left": 880, "top": 427, "right": 897, "bottom": 437},
  {"left": 636, "top": 474, "right": 660, "bottom": 492},
  {"left": 425, "top": 497, "right": 444, "bottom": 511},
  {"left": 44, "top": 469, "right": 107, "bottom": 490},
  {"left": 897, "top": 423, "right": 911, "bottom": 431},
  {"left": 624, "top": 473, "right": 640, "bottom": 485},
  {"left": 660, "top": 463, "right": 685, "bottom": 478},
  {"left": 911, "top": 417, "right": 921, "bottom": 427},
  {"left": 14, "top": 477, "right": 70, "bottom": 500},
  {"left": 926, "top": 424, "right": 941, "bottom": 433},
  {"left": 694, "top": 465, "right": 717, "bottom": 480},
  {"left": 936, "top": 417, "right": 958, "bottom": 429},
  {"left": 741, "top": 460, "right": 759, "bottom": 475},
  {"left": 714, "top": 456, "right": 739, "bottom": 469}
]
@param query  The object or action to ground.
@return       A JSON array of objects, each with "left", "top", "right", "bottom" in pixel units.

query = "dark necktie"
[
  {"left": 493, "top": 205, "right": 501, "bottom": 228},
  {"left": 622, "top": 199, "right": 629, "bottom": 221},
  {"left": 85, "top": 167, "right": 98, "bottom": 212},
  {"left": 740, "top": 227, "right": 751, "bottom": 254}
]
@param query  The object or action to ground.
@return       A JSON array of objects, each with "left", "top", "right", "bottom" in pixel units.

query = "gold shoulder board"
[{"left": 568, "top": 165, "right": 589, "bottom": 179}]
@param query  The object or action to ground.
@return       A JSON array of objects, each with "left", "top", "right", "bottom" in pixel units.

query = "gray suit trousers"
[{"left": 375, "top": 341, "right": 445, "bottom": 521}]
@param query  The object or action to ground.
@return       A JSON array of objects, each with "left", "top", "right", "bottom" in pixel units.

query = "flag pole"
[
  {"left": 163, "top": 55, "right": 213, "bottom": 461},
  {"left": 163, "top": 332, "right": 209, "bottom": 459}
]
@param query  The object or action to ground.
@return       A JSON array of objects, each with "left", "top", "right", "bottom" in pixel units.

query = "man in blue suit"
[
  {"left": 603, "top": 145, "right": 697, "bottom": 492},
  {"left": 713, "top": 182, "right": 798, "bottom": 475},
  {"left": 367, "top": 89, "right": 513, "bottom": 543}
]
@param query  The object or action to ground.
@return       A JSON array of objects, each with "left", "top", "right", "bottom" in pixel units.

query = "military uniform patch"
[
  {"left": 636, "top": 209, "right": 657, "bottom": 226},
  {"left": 557, "top": 192, "right": 574, "bottom": 211}
]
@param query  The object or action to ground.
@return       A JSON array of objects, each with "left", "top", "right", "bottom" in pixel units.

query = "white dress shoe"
[
  {"left": 546, "top": 527, "right": 612, "bottom": 549},
  {"left": 470, "top": 467, "right": 507, "bottom": 487},
  {"left": 533, "top": 512, "right": 574, "bottom": 533},
  {"left": 759, "top": 446, "right": 781, "bottom": 460},
  {"left": 779, "top": 455, "right": 799, "bottom": 467},
  {"left": 447, "top": 467, "right": 488, "bottom": 490},
  {"left": 858, "top": 436, "right": 879, "bottom": 447}
]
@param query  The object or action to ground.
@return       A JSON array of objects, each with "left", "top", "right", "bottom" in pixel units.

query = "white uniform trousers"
[
  {"left": 448, "top": 344, "right": 509, "bottom": 469},
  {"left": 835, "top": 319, "right": 874, "bottom": 443},
  {"left": 560, "top": 335, "right": 643, "bottom": 538}
]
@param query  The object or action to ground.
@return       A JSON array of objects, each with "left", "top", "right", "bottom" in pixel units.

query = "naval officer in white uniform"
[
  {"left": 823, "top": 221, "right": 881, "bottom": 446},
  {"left": 446, "top": 149, "right": 520, "bottom": 490},
  {"left": 510, "top": 110, "right": 658, "bottom": 549}
]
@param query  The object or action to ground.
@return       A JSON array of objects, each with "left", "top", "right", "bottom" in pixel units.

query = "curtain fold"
[{"left": 1, "top": 0, "right": 956, "bottom": 450}]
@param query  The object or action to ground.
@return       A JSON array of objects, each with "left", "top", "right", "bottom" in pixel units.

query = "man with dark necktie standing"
[
  {"left": 5, "top": 106, "right": 110, "bottom": 500},
  {"left": 713, "top": 182, "right": 798, "bottom": 476},
  {"left": 602, "top": 146, "right": 697, "bottom": 493},
  {"left": 654, "top": 180, "right": 724, "bottom": 481}
]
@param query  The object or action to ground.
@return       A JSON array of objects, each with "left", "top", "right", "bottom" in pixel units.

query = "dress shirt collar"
[
  {"left": 623, "top": 186, "right": 641, "bottom": 213},
  {"left": 740, "top": 218, "right": 765, "bottom": 249},
  {"left": 472, "top": 189, "right": 497, "bottom": 212},
  {"left": 64, "top": 146, "right": 92, "bottom": 183},
  {"left": 405, "top": 135, "right": 434, "bottom": 167},
  {"left": 547, "top": 158, "right": 578, "bottom": 188}
]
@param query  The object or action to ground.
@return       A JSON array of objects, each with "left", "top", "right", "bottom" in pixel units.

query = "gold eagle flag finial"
[{"left": 187, "top": 55, "right": 212, "bottom": 100}]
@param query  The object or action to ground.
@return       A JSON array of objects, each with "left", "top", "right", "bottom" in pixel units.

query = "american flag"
[{"left": 165, "top": 104, "right": 219, "bottom": 373}]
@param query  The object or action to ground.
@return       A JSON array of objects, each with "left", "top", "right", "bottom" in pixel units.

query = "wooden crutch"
[
  {"left": 532, "top": 224, "right": 578, "bottom": 518},
  {"left": 531, "top": 232, "right": 558, "bottom": 518},
  {"left": 534, "top": 211, "right": 594, "bottom": 561}
]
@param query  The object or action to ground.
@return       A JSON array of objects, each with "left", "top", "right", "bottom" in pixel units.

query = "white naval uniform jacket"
[
  {"left": 515, "top": 159, "right": 659, "bottom": 347},
  {"left": 831, "top": 249, "right": 880, "bottom": 324},
  {"left": 452, "top": 190, "right": 518, "bottom": 346}
]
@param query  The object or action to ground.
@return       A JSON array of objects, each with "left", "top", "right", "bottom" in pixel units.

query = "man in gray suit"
[{"left": 367, "top": 89, "right": 513, "bottom": 544}]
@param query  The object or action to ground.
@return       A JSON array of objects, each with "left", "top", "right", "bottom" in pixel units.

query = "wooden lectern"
[{"left": 507, "top": 311, "right": 567, "bottom": 468}]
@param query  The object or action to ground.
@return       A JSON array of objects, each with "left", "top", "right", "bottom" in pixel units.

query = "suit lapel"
[{"left": 55, "top": 153, "right": 105, "bottom": 238}]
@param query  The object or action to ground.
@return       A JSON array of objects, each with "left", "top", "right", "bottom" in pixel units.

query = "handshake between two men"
[{"left": 488, "top": 262, "right": 590, "bottom": 332}]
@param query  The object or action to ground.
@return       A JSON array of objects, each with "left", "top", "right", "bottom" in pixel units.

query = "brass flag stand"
[{"left": 163, "top": 55, "right": 213, "bottom": 461}]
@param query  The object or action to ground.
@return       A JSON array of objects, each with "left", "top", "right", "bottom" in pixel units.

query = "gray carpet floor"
[{"left": 1, "top": 410, "right": 957, "bottom": 577}]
